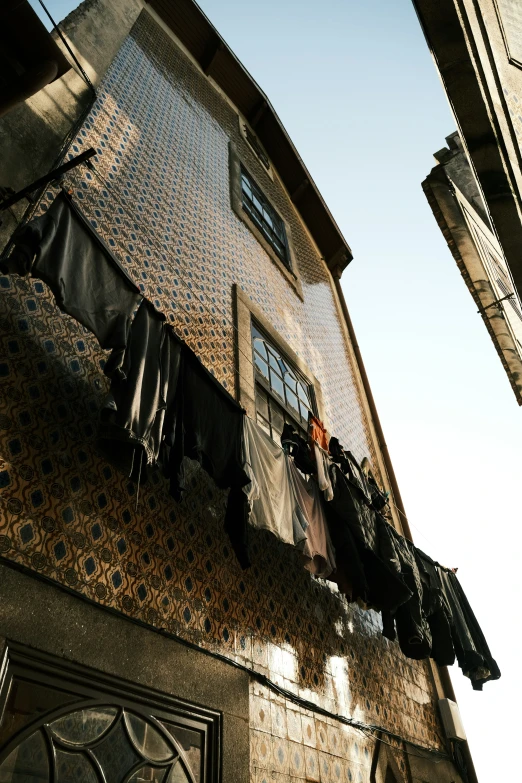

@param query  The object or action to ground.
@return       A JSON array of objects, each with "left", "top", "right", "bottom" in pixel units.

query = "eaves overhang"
[
  {"left": 423, "top": 164, "right": 522, "bottom": 405},
  {"left": 147, "top": 0, "right": 353, "bottom": 275},
  {"left": 412, "top": 0, "right": 522, "bottom": 303}
]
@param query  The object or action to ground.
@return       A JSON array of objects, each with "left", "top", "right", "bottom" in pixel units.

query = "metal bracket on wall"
[
  {"left": 480, "top": 290, "right": 514, "bottom": 312},
  {"left": 0, "top": 148, "right": 97, "bottom": 211}
]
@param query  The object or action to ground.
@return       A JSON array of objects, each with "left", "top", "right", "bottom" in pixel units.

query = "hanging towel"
[{"left": 0, "top": 192, "right": 142, "bottom": 353}]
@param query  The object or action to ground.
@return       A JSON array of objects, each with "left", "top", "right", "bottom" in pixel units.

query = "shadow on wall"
[{"left": 0, "top": 276, "right": 443, "bottom": 754}]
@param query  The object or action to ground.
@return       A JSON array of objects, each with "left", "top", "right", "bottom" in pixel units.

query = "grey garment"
[
  {"left": 97, "top": 300, "right": 181, "bottom": 475},
  {"left": 242, "top": 416, "right": 307, "bottom": 549},
  {"left": 288, "top": 459, "right": 336, "bottom": 578},
  {"left": 1, "top": 192, "right": 142, "bottom": 352}
]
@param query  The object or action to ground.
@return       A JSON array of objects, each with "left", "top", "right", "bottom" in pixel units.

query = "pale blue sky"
[{"left": 35, "top": 2, "right": 522, "bottom": 780}]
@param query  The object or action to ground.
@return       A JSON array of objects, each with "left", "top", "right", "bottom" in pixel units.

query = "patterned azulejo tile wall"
[{"left": 0, "top": 9, "right": 445, "bottom": 780}]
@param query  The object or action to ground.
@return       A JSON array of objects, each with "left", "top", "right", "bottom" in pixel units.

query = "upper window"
[
  {"left": 252, "top": 322, "right": 314, "bottom": 441},
  {"left": 497, "top": 0, "right": 522, "bottom": 64},
  {"left": 240, "top": 167, "right": 290, "bottom": 268}
]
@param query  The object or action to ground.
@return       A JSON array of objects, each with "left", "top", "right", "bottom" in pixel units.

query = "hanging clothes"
[
  {"left": 325, "top": 464, "right": 412, "bottom": 611},
  {"left": 438, "top": 568, "right": 500, "bottom": 690},
  {"left": 414, "top": 549, "right": 455, "bottom": 667},
  {"left": 97, "top": 300, "right": 181, "bottom": 478},
  {"left": 309, "top": 415, "right": 329, "bottom": 451},
  {"left": 329, "top": 438, "right": 372, "bottom": 505},
  {"left": 379, "top": 522, "right": 432, "bottom": 660},
  {"left": 239, "top": 416, "right": 307, "bottom": 549},
  {"left": 0, "top": 192, "right": 142, "bottom": 353},
  {"left": 281, "top": 422, "right": 315, "bottom": 474},
  {"left": 287, "top": 458, "right": 336, "bottom": 578},
  {"left": 313, "top": 442, "right": 334, "bottom": 501},
  {"left": 163, "top": 343, "right": 249, "bottom": 500}
]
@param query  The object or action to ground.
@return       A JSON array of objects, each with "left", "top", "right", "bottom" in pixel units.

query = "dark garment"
[
  {"left": 164, "top": 344, "right": 249, "bottom": 498},
  {"left": 281, "top": 423, "right": 315, "bottom": 474},
  {"left": 381, "top": 525, "right": 432, "bottom": 660},
  {"left": 415, "top": 549, "right": 455, "bottom": 667},
  {"left": 439, "top": 569, "right": 500, "bottom": 690},
  {"left": 325, "top": 464, "right": 411, "bottom": 611},
  {"left": 97, "top": 301, "right": 181, "bottom": 477},
  {"left": 0, "top": 192, "right": 142, "bottom": 352},
  {"left": 328, "top": 438, "right": 372, "bottom": 504}
]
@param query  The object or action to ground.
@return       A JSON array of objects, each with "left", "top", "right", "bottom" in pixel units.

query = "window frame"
[
  {"left": 233, "top": 284, "right": 326, "bottom": 435},
  {"left": 252, "top": 321, "right": 316, "bottom": 440},
  {"left": 0, "top": 641, "right": 222, "bottom": 783},
  {"left": 229, "top": 143, "right": 302, "bottom": 298}
]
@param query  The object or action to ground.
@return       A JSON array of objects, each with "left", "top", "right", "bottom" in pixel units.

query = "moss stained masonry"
[{"left": 0, "top": 3, "right": 457, "bottom": 781}]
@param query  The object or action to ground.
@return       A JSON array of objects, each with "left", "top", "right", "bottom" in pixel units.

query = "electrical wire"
[{"left": 0, "top": 553, "right": 453, "bottom": 764}]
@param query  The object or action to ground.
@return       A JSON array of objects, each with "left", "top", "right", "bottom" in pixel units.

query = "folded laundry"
[{"left": 0, "top": 192, "right": 142, "bottom": 353}]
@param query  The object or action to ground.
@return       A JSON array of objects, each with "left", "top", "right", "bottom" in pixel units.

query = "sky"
[{"left": 35, "top": 1, "right": 522, "bottom": 780}]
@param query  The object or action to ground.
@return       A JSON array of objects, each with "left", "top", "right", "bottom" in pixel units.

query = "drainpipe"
[{"left": 331, "top": 270, "right": 478, "bottom": 783}]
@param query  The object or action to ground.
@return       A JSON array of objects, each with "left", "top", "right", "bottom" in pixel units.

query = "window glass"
[
  {"left": 252, "top": 324, "right": 314, "bottom": 441},
  {"left": 240, "top": 167, "right": 290, "bottom": 268}
]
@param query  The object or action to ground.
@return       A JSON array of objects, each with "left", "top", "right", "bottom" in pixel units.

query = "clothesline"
[
  {"left": 1, "top": 195, "right": 500, "bottom": 691},
  {"left": 6, "top": 171, "right": 453, "bottom": 571}
]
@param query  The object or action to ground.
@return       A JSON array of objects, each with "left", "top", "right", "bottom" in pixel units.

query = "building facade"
[
  {"left": 413, "top": 0, "right": 522, "bottom": 397},
  {"left": 0, "top": 2, "right": 471, "bottom": 782},
  {"left": 423, "top": 131, "right": 522, "bottom": 403}
]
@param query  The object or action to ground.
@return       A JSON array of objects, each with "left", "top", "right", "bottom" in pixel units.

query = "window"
[
  {"left": 240, "top": 167, "right": 290, "bottom": 268},
  {"left": 0, "top": 644, "right": 220, "bottom": 783},
  {"left": 497, "top": 0, "right": 522, "bottom": 64},
  {"left": 252, "top": 322, "right": 314, "bottom": 441},
  {"left": 238, "top": 117, "right": 271, "bottom": 172}
]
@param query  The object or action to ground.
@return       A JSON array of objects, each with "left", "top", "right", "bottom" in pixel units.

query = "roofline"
[{"left": 147, "top": 0, "right": 353, "bottom": 274}]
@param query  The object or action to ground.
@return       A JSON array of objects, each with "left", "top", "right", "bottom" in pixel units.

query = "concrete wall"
[
  {"left": 0, "top": 0, "right": 143, "bottom": 244},
  {"left": 0, "top": 3, "right": 457, "bottom": 781}
]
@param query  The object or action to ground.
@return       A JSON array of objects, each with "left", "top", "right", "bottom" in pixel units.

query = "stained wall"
[{"left": 0, "top": 7, "right": 449, "bottom": 781}]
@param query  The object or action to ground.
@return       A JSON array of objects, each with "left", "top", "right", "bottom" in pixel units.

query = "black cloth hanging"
[
  {"left": 439, "top": 568, "right": 500, "bottom": 690},
  {"left": 379, "top": 524, "right": 432, "bottom": 660},
  {"left": 97, "top": 301, "right": 181, "bottom": 478},
  {"left": 414, "top": 549, "right": 455, "bottom": 667},
  {"left": 324, "top": 463, "right": 412, "bottom": 611},
  {"left": 0, "top": 192, "right": 142, "bottom": 352},
  {"left": 161, "top": 344, "right": 251, "bottom": 566},
  {"left": 162, "top": 345, "right": 249, "bottom": 500}
]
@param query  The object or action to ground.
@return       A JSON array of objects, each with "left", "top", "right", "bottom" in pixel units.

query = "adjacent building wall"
[{"left": 423, "top": 132, "right": 522, "bottom": 404}]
